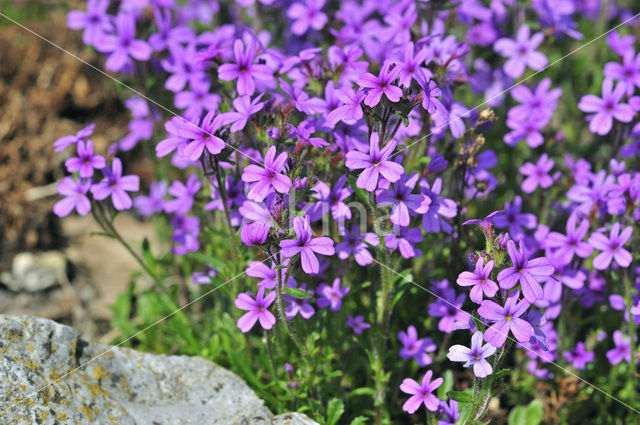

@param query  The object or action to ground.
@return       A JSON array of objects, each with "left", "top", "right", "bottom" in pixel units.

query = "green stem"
[
  {"left": 274, "top": 261, "right": 307, "bottom": 357},
  {"left": 464, "top": 340, "right": 513, "bottom": 424},
  {"left": 90, "top": 201, "right": 192, "bottom": 326},
  {"left": 273, "top": 253, "right": 322, "bottom": 419},
  {"left": 624, "top": 271, "right": 637, "bottom": 401},
  {"left": 372, "top": 196, "right": 393, "bottom": 425}
]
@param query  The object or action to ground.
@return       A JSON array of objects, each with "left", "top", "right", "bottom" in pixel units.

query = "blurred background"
[{"left": 0, "top": 0, "right": 156, "bottom": 339}]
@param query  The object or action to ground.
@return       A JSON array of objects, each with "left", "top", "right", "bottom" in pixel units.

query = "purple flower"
[
  {"left": 567, "top": 170, "right": 614, "bottom": 217},
  {"left": 164, "top": 175, "right": 201, "bottom": 214},
  {"left": 397, "top": 42, "right": 431, "bottom": 87},
  {"left": 398, "top": 325, "right": 437, "bottom": 367},
  {"left": 494, "top": 25, "right": 548, "bottom": 78},
  {"left": 546, "top": 213, "right": 593, "bottom": 265},
  {"left": 377, "top": 173, "right": 423, "bottom": 226},
  {"left": 328, "top": 45, "right": 368, "bottom": 79},
  {"left": 503, "top": 114, "right": 546, "bottom": 148},
  {"left": 604, "top": 50, "right": 640, "bottom": 96},
  {"left": 418, "top": 178, "right": 457, "bottom": 233},
  {"left": 607, "top": 31, "right": 635, "bottom": 56},
  {"left": 235, "top": 287, "right": 276, "bottom": 333},
  {"left": 288, "top": 122, "right": 328, "bottom": 148},
  {"left": 456, "top": 257, "right": 499, "bottom": 304},
  {"left": 493, "top": 196, "right": 537, "bottom": 239},
  {"left": 382, "top": 2, "right": 417, "bottom": 44},
  {"left": 345, "top": 133, "right": 404, "bottom": 192},
  {"left": 91, "top": 158, "right": 140, "bottom": 210},
  {"left": 134, "top": 180, "right": 167, "bottom": 216},
  {"left": 287, "top": 0, "right": 328, "bottom": 35},
  {"left": 346, "top": 315, "right": 370, "bottom": 334},
  {"left": 171, "top": 213, "right": 200, "bottom": 255},
  {"left": 206, "top": 175, "right": 246, "bottom": 217},
  {"left": 385, "top": 226, "right": 423, "bottom": 259},
  {"left": 192, "top": 266, "right": 217, "bottom": 285},
  {"left": 181, "top": 111, "right": 226, "bottom": 161},
  {"left": 280, "top": 216, "right": 334, "bottom": 274},
  {"left": 174, "top": 79, "right": 221, "bottom": 119},
  {"left": 478, "top": 290, "right": 534, "bottom": 347},
  {"left": 416, "top": 72, "right": 448, "bottom": 116},
  {"left": 578, "top": 79, "right": 635, "bottom": 135},
  {"left": 497, "top": 240, "right": 554, "bottom": 303},
  {"left": 53, "top": 177, "right": 92, "bottom": 217},
  {"left": 519, "top": 154, "right": 554, "bottom": 194},
  {"left": 588, "top": 223, "right": 633, "bottom": 270},
  {"left": 317, "top": 277, "right": 349, "bottom": 311},
  {"left": 563, "top": 342, "right": 594, "bottom": 370},
  {"left": 284, "top": 283, "right": 315, "bottom": 320},
  {"left": 326, "top": 87, "right": 366, "bottom": 127},
  {"left": 53, "top": 123, "right": 95, "bottom": 152},
  {"left": 399, "top": 370, "right": 443, "bottom": 414},
  {"left": 162, "top": 43, "right": 208, "bottom": 93},
  {"left": 220, "top": 95, "right": 264, "bottom": 133},
  {"left": 335, "top": 226, "right": 378, "bottom": 266},
  {"left": 97, "top": 13, "right": 152, "bottom": 72},
  {"left": 438, "top": 399, "right": 460, "bottom": 425},
  {"left": 606, "top": 330, "right": 631, "bottom": 365},
  {"left": 148, "top": 7, "right": 195, "bottom": 52},
  {"left": 308, "top": 175, "right": 353, "bottom": 222},
  {"left": 64, "top": 140, "right": 105, "bottom": 178},
  {"left": 278, "top": 79, "right": 324, "bottom": 114},
  {"left": 246, "top": 261, "right": 293, "bottom": 290},
  {"left": 428, "top": 289, "right": 467, "bottom": 334},
  {"left": 447, "top": 331, "right": 496, "bottom": 378},
  {"left": 67, "top": 0, "right": 111, "bottom": 45},
  {"left": 241, "top": 222, "right": 270, "bottom": 247},
  {"left": 218, "top": 39, "right": 274, "bottom": 96},
  {"left": 242, "top": 146, "right": 292, "bottom": 202},
  {"left": 509, "top": 78, "right": 561, "bottom": 121},
  {"left": 155, "top": 117, "right": 189, "bottom": 158},
  {"left": 357, "top": 61, "right": 403, "bottom": 107},
  {"left": 462, "top": 210, "right": 504, "bottom": 238}
]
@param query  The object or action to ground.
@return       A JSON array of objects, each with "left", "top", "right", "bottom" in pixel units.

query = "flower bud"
[{"left": 497, "top": 232, "right": 510, "bottom": 248}]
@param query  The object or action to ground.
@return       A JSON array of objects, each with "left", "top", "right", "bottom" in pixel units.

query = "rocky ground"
[
  {"left": 0, "top": 315, "right": 317, "bottom": 425},
  {"left": 0, "top": 6, "right": 156, "bottom": 340}
]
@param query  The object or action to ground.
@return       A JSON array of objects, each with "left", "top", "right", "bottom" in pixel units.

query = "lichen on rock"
[{"left": 0, "top": 315, "right": 317, "bottom": 425}]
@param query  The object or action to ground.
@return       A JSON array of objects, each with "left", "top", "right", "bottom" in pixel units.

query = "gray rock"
[
  {"left": 0, "top": 315, "right": 318, "bottom": 425},
  {"left": 2, "top": 252, "right": 69, "bottom": 292}
]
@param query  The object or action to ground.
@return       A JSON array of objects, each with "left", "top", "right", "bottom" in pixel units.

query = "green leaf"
[
  {"left": 508, "top": 399, "right": 543, "bottom": 425},
  {"left": 525, "top": 399, "right": 543, "bottom": 425},
  {"left": 89, "top": 231, "right": 115, "bottom": 238},
  {"left": 285, "top": 287, "right": 311, "bottom": 299},
  {"left": 349, "top": 387, "right": 376, "bottom": 397},
  {"left": 188, "top": 251, "right": 229, "bottom": 275},
  {"left": 394, "top": 111, "right": 410, "bottom": 127},
  {"left": 437, "top": 370, "right": 454, "bottom": 399},
  {"left": 349, "top": 417, "right": 368, "bottom": 425},
  {"left": 325, "top": 398, "right": 345, "bottom": 425},
  {"left": 472, "top": 311, "right": 486, "bottom": 333},
  {"left": 446, "top": 390, "right": 474, "bottom": 404},
  {"left": 347, "top": 175, "right": 369, "bottom": 204},
  {"left": 508, "top": 406, "right": 527, "bottom": 425},
  {"left": 490, "top": 368, "right": 512, "bottom": 381},
  {"left": 142, "top": 238, "right": 156, "bottom": 274}
]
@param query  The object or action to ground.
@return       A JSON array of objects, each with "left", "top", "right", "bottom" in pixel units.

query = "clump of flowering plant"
[{"left": 48, "top": 0, "right": 640, "bottom": 423}]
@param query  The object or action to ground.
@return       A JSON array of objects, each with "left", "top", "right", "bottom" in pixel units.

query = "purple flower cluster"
[
  {"left": 53, "top": 126, "right": 139, "bottom": 215},
  {"left": 52, "top": 0, "right": 640, "bottom": 421}
]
